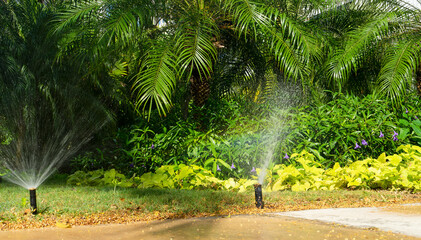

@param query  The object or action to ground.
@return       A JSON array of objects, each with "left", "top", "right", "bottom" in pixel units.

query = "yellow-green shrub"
[
  {"left": 67, "top": 145, "right": 421, "bottom": 193},
  {"left": 138, "top": 164, "right": 256, "bottom": 192},
  {"left": 265, "top": 145, "right": 421, "bottom": 192}
]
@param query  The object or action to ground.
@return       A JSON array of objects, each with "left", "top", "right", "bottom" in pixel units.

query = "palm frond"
[
  {"left": 176, "top": 13, "right": 217, "bottom": 80},
  {"left": 54, "top": 0, "right": 103, "bottom": 34},
  {"left": 265, "top": 6, "right": 323, "bottom": 80},
  {"left": 132, "top": 44, "right": 178, "bottom": 118},
  {"left": 377, "top": 39, "right": 421, "bottom": 104},
  {"left": 222, "top": 0, "right": 270, "bottom": 38},
  {"left": 327, "top": 12, "right": 394, "bottom": 91}
]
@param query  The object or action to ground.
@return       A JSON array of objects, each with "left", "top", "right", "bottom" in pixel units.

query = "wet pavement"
[
  {"left": 275, "top": 203, "right": 421, "bottom": 238},
  {"left": 1, "top": 210, "right": 420, "bottom": 240}
]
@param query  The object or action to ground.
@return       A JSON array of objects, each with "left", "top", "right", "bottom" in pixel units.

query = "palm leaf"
[
  {"left": 377, "top": 39, "right": 421, "bottom": 104},
  {"left": 222, "top": 0, "right": 270, "bottom": 38},
  {"left": 264, "top": 4, "right": 323, "bottom": 80},
  {"left": 132, "top": 44, "right": 178, "bottom": 118},
  {"left": 176, "top": 12, "right": 217, "bottom": 80},
  {"left": 327, "top": 12, "right": 394, "bottom": 91},
  {"left": 54, "top": 0, "right": 103, "bottom": 34}
]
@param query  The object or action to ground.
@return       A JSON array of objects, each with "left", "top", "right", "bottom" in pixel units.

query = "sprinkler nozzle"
[
  {"left": 254, "top": 184, "right": 264, "bottom": 209},
  {"left": 29, "top": 188, "right": 37, "bottom": 214}
]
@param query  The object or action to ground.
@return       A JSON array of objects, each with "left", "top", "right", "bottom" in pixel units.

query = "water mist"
[
  {"left": 0, "top": 80, "right": 110, "bottom": 211},
  {"left": 253, "top": 80, "right": 303, "bottom": 208}
]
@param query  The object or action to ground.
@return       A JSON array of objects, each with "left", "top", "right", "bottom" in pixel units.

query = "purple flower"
[
  {"left": 129, "top": 163, "right": 134, "bottom": 168},
  {"left": 250, "top": 167, "right": 256, "bottom": 173},
  {"left": 354, "top": 142, "right": 361, "bottom": 149},
  {"left": 361, "top": 139, "right": 368, "bottom": 146},
  {"left": 416, "top": 116, "right": 419, "bottom": 120},
  {"left": 217, "top": 165, "right": 221, "bottom": 171},
  {"left": 150, "top": 144, "right": 155, "bottom": 149},
  {"left": 393, "top": 131, "right": 398, "bottom": 138},
  {"left": 231, "top": 163, "right": 235, "bottom": 169},
  {"left": 283, "top": 153, "right": 289, "bottom": 159},
  {"left": 379, "top": 131, "right": 384, "bottom": 138},
  {"left": 406, "top": 108, "right": 409, "bottom": 114},
  {"left": 393, "top": 136, "right": 399, "bottom": 142}
]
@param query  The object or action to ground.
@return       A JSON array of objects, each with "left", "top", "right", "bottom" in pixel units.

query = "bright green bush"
[
  {"left": 66, "top": 165, "right": 256, "bottom": 192},
  {"left": 124, "top": 122, "right": 230, "bottom": 174},
  {"left": 264, "top": 144, "right": 421, "bottom": 192},
  {"left": 67, "top": 169, "right": 135, "bottom": 191},
  {"left": 284, "top": 93, "right": 421, "bottom": 166},
  {"left": 67, "top": 144, "right": 421, "bottom": 193},
  {"left": 138, "top": 164, "right": 256, "bottom": 192}
]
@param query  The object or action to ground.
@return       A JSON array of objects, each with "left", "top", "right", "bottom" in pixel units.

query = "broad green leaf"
[{"left": 410, "top": 123, "right": 421, "bottom": 137}]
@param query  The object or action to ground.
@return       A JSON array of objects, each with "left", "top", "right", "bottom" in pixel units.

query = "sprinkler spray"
[
  {"left": 29, "top": 188, "right": 37, "bottom": 214},
  {"left": 254, "top": 184, "right": 264, "bottom": 209}
]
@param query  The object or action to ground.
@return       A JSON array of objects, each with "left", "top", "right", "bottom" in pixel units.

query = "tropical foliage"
[
  {"left": 67, "top": 145, "right": 421, "bottom": 192},
  {"left": 2, "top": 0, "right": 421, "bottom": 194},
  {"left": 54, "top": 0, "right": 330, "bottom": 118}
]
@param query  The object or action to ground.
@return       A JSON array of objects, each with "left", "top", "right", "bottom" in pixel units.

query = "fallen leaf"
[{"left": 56, "top": 222, "right": 72, "bottom": 229}]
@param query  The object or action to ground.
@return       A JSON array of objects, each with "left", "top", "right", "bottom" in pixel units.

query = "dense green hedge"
[{"left": 70, "top": 93, "right": 421, "bottom": 179}]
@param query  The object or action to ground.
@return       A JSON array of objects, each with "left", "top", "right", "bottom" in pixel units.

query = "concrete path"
[{"left": 274, "top": 203, "right": 421, "bottom": 238}]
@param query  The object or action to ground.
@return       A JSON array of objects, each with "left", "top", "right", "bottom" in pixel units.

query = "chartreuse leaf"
[
  {"left": 347, "top": 177, "right": 362, "bottom": 187},
  {"left": 291, "top": 181, "right": 311, "bottom": 192},
  {"left": 386, "top": 155, "right": 402, "bottom": 166},
  {"left": 377, "top": 152, "right": 386, "bottom": 163},
  {"left": 399, "top": 118, "right": 410, "bottom": 126},
  {"left": 271, "top": 179, "right": 288, "bottom": 191}
]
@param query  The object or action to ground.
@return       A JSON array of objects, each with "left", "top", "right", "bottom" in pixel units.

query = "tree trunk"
[
  {"left": 189, "top": 72, "right": 211, "bottom": 130},
  {"left": 417, "top": 65, "right": 421, "bottom": 95},
  {"left": 190, "top": 75, "right": 210, "bottom": 108},
  {"left": 181, "top": 81, "right": 192, "bottom": 120}
]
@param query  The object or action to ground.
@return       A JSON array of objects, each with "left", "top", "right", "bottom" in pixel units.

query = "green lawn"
[
  {"left": 1, "top": 175, "right": 420, "bottom": 230},
  {"left": 0, "top": 175, "right": 247, "bottom": 222}
]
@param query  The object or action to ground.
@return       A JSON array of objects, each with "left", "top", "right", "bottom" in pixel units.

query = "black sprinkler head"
[
  {"left": 254, "top": 184, "right": 264, "bottom": 209},
  {"left": 29, "top": 188, "right": 37, "bottom": 214}
]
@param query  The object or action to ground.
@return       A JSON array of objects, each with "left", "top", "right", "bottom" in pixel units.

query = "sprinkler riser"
[
  {"left": 254, "top": 184, "right": 264, "bottom": 209},
  {"left": 29, "top": 188, "right": 37, "bottom": 214}
]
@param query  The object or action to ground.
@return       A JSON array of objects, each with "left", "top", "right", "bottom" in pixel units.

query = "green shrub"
[
  {"left": 283, "top": 93, "right": 419, "bottom": 166},
  {"left": 263, "top": 144, "right": 421, "bottom": 192},
  {"left": 67, "top": 144, "right": 421, "bottom": 193},
  {"left": 67, "top": 169, "right": 136, "bottom": 192},
  {"left": 92, "top": 93, "right": 421, "bottom": 180},
  {"left": 66, "top": 165, "right": 256, "bottom": 192}
]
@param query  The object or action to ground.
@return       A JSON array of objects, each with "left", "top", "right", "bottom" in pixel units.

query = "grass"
[{"left": 1, "top": 175, "right": 420, "bottom": 230}]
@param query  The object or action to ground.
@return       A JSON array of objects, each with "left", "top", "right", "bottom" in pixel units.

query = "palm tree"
[
  {"left": 320, "top": 0, "right": 421, "bottom": 105},
  {"left": 376, "top": 0, "right": 421, "bottom": 104},
  {"left": 55, "top": 0, "right": 328, "bottom": 119}
]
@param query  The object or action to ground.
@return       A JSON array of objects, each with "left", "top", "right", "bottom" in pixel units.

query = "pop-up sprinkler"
[
  {"left": 29, "top": 188, "right": 37, "bottom": 214},
  {"left": 254, "top": 184, "right": 264, "bottom": 209}
]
